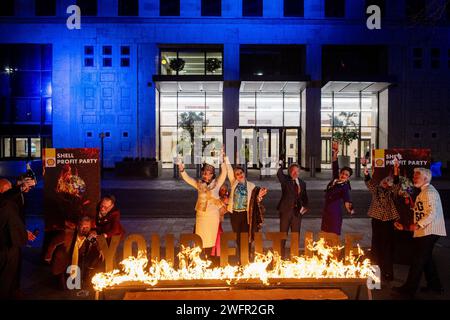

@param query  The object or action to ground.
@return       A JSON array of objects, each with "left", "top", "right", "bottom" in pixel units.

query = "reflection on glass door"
[
  {"left": 321, "top": 138, "right": 331, "bottom": 164},
  {"left": 240, "top": 128, "right": 300, "bottom": 169},
  {"left": 258, "top": 129, "right": 279, "bottom": 174},
  {"left": 360, "top": 139, "right": 371, "bottom": 160},
  {"left": 285, "top": 129, "right": 298, "bottom": 165}
]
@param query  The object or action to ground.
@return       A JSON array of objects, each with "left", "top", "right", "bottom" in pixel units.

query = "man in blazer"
[{"left": 277, "top": 160, "right": 309, "bottom": 259}]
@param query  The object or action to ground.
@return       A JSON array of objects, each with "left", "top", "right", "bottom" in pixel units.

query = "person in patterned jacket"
[
  {"left": 392, "top": 167, "right": 447, "bottom": 299},
  {"left": 362, "top": 157, "right": 401, "bottom": 282}
]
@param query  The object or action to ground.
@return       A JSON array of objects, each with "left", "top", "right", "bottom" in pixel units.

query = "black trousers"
[
  {"left": 230, "top": 211, "right": 250, "bottom": 264},
  {"left": 403, "top": 234, "right": 442, "bottom": 294},
  {"left": 371, "top": 219, "right": 395, "bottom": 278},
  {"left": 279, "top": 209, "right": 302, "bottom": 259},
  {"left": 0, "top": 247, "right": 21, "bottom": 299}
]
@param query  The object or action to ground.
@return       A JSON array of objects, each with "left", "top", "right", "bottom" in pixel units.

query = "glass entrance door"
[{"left": 240, "top": 128, "right": 299, "bottom": 170}]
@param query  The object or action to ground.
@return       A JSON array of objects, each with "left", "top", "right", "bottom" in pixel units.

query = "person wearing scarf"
[
  {"left": 224, "top": 155, "right": 267, "bottom": 264},
  {"left": 321, "top": 142, "right": 354, "bottom": 236}
]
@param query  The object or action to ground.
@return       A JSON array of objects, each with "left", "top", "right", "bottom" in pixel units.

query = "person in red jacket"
[{"left": 94, "top": 195, "right": 125, "bottom": 241}]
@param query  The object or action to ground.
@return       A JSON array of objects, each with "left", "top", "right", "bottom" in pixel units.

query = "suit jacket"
[
  {"left": 0, "top": 196, "right": 28, "bottom": 250},
  {"left": 95, "top": 206, "right": 125, "bottom": 239},
  {"left": 1, "top": 187, "right": 26, "bottom": 224},
  {"left": 51, "top": 229, "right": 100, "bottom": 277},
  {"left": 276, "top": 167, "right": 308, "bottom": 216}
]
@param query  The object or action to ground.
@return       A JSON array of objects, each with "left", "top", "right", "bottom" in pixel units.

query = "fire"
[{"left": 92, "top": 239, "right": 377, "bottom": 292}]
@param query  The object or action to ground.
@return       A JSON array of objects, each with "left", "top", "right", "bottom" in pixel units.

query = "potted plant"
[
  {"left": 169, "top": 58, "right": 185, "bottom": 74},
  {"left": 331, "top": 112, "right": 359, "bottom": 168},
  {"left": 178, "top": 111, "right": 208, "bottom": 166},
  {"left": 205, "top": 58, "right": 221, "bottom": 74}
]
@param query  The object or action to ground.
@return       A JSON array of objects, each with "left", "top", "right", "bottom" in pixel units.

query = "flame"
[{"left": 92, "top": 239, "right": 378, "bottom": 292}]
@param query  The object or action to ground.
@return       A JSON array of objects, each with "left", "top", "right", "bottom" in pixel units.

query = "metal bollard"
[{"left": 309, "top": 156, "right": 316, "bottom": 178}]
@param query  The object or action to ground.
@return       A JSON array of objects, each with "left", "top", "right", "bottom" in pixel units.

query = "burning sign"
[{"left": 92, "top": 231, "right": 380, "bottom": 293}]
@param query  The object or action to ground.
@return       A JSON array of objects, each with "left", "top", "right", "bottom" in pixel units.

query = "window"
[
  {"left": 120, "top": 58, "right": 129, "bottom": 67},
  {"left": 15, "top": 138, "right": 29, "bottom": 157},
  {"left": 431, "top": 48, "right": 440, "bottom": 69},
  {"left": 160, "top": 49, "right": 223, "bottom": 76},
  {"left": 103, "top": 58, "right": 112, "bottom": 67},
  {"left": 84, "top": 58, "right": 94, "bottom": 67},
  {"left": 160, "top": 0, "right": 180, "bottom": 16},
  {"left": 413, "top": 47, "right": 423, "bottom": 69},
  {"left": 31, "top": 138, "right": 41, "bottom": 157},
  {"left": 102, "top": 46, "right": 112, "bottom": 55},
  {"left": 321, "top": 91, "right": 379, "bottom": 166},
  {"left": 322, "top": 45, "right": 388, "bottom": 78},
  {"left": 0, "top": 44, "right": 52, "bottom": 128},
  {"left": 102, "top": 46, "right": 112, "bottom": 67},
  {"left": 121, "top": 46, "right": 130, "bottom": 55},
  {"left": 118, "top": 0, "right": 138, "bottom": 16},
  {"left": 1, "top": 138, "right": 12, "bottom": 157},
  {"left": 201, "top": 0, "right": 221, "bottom": 16},
  {"left": 120, "top": 46, "right": 130, "bottom": 67},
  {"left": 240, "top": 45, "right": 305, "bottom": 77},
  {"left": 85, "top": 46, "right": 94, "bottom": 55},
  {"left": 239, "top": 90, "right": 302, "bottom": 127},
  {"left": 0, "top": 0, "right": 14, "bottom": 16},
  {"left": 84, "top": 45, "right": 94, "bottom": 67},
  {"left": 405, "top": 0, "right": 426, "bottom": 22},
  {"left": 243, "top": 0, "right": 262, "bottom": 17},
  {"left": 284, "top": 0, "right": 304, "bottom": 17},
  {"left": 159, "top": 83, "right": 223, "bottom": 168},
  {"left": 76, "top": 0, "right": 98, "bottom": 16},
  {"left": 325, "top": 0, "right": 345, "bottom": 18},
  {"left": 35, "top": 0, "right": 56, "bottom": 16},
  {"left": 105, "top": 132, "right": 110, "bottom": 137},
  {"left": 86, "top": 131, "right": 93, "bottom": 137},
  {"left": 365, "top": 0, "right": 385, "bottom": 18},
  {"left": 122, "top": 132, "right": 128, "bottom": 138}
]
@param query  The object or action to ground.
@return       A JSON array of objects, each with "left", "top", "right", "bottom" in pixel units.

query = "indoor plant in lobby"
[
  {"left": 205, "top": 58, "right": 221, "bottom": 74},
  {"left": 332, "top": 112, "right": 359, "bottom": 168},
  {"left": 169, "top": 57, "right": 185, "bottom": 74}
]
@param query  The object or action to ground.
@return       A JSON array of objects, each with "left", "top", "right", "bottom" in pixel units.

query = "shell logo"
[
  {"left": 46, "top": 158, "right": 56, "bottom": 167},
  {"left": 374, "top": 158, "right": 384, "bottom": 168},
  {"left": 44, "top": 148, "right": 56, "bottom": 167}
]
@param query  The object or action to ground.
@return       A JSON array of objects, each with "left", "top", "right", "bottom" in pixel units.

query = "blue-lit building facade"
[{"left": 1, "top": 0, "right": 450, "bottom": 171}]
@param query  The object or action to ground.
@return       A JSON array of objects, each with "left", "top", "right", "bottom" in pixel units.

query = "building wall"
[{"left": 1, "top": 0, "right": 450, "bottom": 167}]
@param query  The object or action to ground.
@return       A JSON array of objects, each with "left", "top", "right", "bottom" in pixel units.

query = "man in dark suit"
[
  {"left": 0, "top": 172, "right": 37, "bottom": 299},
  {"left": 277, "top": 161, "right": 309, "bottom": 259},
  {"left": 50, "top": 216, "right": 101, "bottom": 290}
]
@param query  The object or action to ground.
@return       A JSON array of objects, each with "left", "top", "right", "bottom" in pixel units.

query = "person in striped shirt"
[{"left": 392, "top": 167, "right": 447, "bottom": 298}]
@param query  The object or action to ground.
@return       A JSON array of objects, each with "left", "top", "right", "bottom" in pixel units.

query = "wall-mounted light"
[{"left": 161, "top": 58, "right": 167, "bottom": 65}]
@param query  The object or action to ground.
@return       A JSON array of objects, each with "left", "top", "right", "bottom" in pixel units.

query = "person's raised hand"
[{"left": 177, "top": 159, "right": 185, "bottom": 172}]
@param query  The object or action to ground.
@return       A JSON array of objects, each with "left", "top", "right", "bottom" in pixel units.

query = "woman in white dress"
[{"left": 177, "top": 152, "right": 227, "bottom": 258}]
